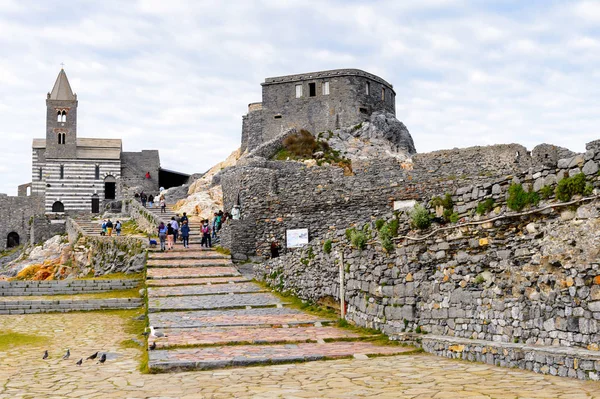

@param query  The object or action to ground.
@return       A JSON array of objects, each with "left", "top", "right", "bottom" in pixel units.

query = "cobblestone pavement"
[
  {"left": 147, "top": 282, "right": 264, "bottom": 297},
  {"left": 2, "top": 312, "right": 600, "bottom": 398},
  {"left": 147, "top": 258, "right": 232, "bottom": 267},
  {"left": 146, "top": 276, "right": 250, "bottom": 287},
  {"left": 148, "top": 293, "right": 287, "bottom": 312}
]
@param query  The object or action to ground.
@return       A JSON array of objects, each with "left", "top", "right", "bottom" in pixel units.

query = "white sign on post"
[{"left": 286, "top": 228, "right": 309, "bottom": 248}]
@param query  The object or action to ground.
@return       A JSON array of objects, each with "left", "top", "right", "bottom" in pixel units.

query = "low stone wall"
[
  {"left": 123, "top": 199, "right": 159, "bottom": 235},
  {"left": 0, "top": 279, "right": 140, "bottom": 296},
  {"left": 422, "top": 335, "right": 600, "bottom": 380},
  {"left": 0, "top": 297, "right": 143, "bottom": 314},
  {"left": 30, "top": 215, "right": 66, "bottom": 246},
  {"left": 71, "top": 236, "right": 146, "bottom": 277}
]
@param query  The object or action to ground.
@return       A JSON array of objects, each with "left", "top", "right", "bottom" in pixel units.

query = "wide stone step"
[
  {"left": 148, "top": 252, "right": 229, "bottom": 260},
  {"left": 0, "top": 298, "right": 143, "bottom": 314},
  {"left": 148, "top": 293, "right": 287, "bottom": 312},
  {"left": 146, "top": 259, "right": 232, "bottom": 268},
  {"left": 148, "top": 246, "right": 217, "bottom": 253},
  {"left": 148, "top": 341, "right": 412, "bottom": 372},
  {"left": 147, "top": 267, "right": 241, "bottom": 279},
  {"left": 146, "top": 277, "right": 250, "bottom": 287},
  {"left": 148, "top": 283, "right": 263, "bottom": 297},
  {"left": 150, "top": 326, "right": 364, "bottom": 348},
  {"left": 149, "top": 307, "right": 333, "bottom": 329}
]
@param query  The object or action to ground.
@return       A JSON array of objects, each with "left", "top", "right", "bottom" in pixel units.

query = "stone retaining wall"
[
  {"left": 0, "top": 298, "right": 143, "bottom": 314},
  {"left": 0, "top": 279, "right": 140, "bottom": 296}
]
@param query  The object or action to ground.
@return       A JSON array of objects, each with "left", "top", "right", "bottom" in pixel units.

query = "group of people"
[
  {"left": 100, "top": 219, "right": 122, "bottom": 236},
  {"left": 157, "top": 212, "right": 190, "bottom": 251},
  {"left": 136, "top": 191, "right": 167, "bottom": 213}
]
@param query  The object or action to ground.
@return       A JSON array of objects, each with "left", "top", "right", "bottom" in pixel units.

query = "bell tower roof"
[{"left": 49, "top": 69, "right": 76, "bottom": 100}]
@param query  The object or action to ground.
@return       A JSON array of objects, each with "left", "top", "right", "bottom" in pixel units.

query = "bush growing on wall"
[
  {"left": 323, "top": 239, "right": 332, "bottom": 254},
  {"left": 345, "top": 228, "right": 367, "bottom": 250},
  {"left": 281, "top": 129, "right": 318, "bottom": 158},
  {"left": 507, "top": 183, "right": 539, "bottom": 211},
  {"left": 555, "top": 173, "right": 587, "bottom": 202},
  {"left": 476, "top": 198, "right": 495, "bottom": 215},
  {"left": 410, "top": 204, "right": 431, "bottom": 230}
]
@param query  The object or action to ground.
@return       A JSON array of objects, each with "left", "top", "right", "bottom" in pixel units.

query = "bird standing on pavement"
[
  {"left": 62, "top": 349, "right": 70, "bottom": 360},
  {"left": 98, "top": 353, "right": 107, "bottom": 364},
  {"left": 149, "top": 326, "right": 166, "bottom": 338},
  {"left": 42, "top": 350, "right": 48, "bottom": 360},
  {"left": 149, "top": 341, "right": 156, "bottom": 350},
  {"left": 76, "top": 358, "right": 83, "bottom": 366},
  {"left": 86, "top": 351, "right": 98, "bottom": 360}
]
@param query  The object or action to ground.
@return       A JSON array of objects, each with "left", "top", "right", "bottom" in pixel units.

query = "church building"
[{"left": 28, "top": 69, "right": 187, "bottom": 214}]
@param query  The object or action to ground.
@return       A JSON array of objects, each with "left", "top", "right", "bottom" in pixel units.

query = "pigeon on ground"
[
  {"left": 142, "top": 331, "right": 150, "bottom": 337},
  {"left": 62, "top": 349, "right": 70, "bottom": 360},
  {"left": 98, "top": 353, "right": 107, "bottom": 364},
  {"left": 42, "top": 350, "right": 48, "bottom": 360},
  {"left": 149, "top": 326, "right": 166, "bottom": 338},
  {"left": 86, "top": 351, "right": 98, "bottom": 360},
  {"left": 76, "top": 358, "right": 83, "bottom": 366},
  {"left": 149, "top": 341, "right": 156, "bottom": 351}
]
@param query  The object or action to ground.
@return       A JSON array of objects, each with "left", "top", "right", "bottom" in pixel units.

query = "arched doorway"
[
  {"left": 91, "top": 194, "right": 100, "bottom": 213},
  {"left": 6, "top": 232, "right": 19, "bottom": 248},
  {"left": 104, "top": 176, "right": 116, "bottom": 200},
  {"left": 52, "top": 201, "right": 64, "bottom": 212}
]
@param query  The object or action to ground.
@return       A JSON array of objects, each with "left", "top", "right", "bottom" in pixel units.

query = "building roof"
[
  {"left": 49, "top": 69, "right": 76, "bottom": 101},
  {"left": 262, "top": 68, "right": 394, "bottom": 89},
  {"left": 32, "top": 138, "right": 122, "bottom": 160}
]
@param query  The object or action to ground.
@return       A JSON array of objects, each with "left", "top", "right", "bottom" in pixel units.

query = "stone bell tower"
[{"left": 45, "top": 68, "right": 78, "bottom": 159}]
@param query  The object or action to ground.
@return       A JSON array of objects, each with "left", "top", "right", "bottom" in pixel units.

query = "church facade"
[{"left": 29, "top": 69, "right": 163, "bottom": 214}]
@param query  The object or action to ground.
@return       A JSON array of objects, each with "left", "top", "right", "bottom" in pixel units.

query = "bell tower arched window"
[
  {"left": 61, "top": 110, "right": 66, "bottom": 122},
  {"left": 57, "top": 111, "right": 61, "bottom": 122},
  {"left": 57, "top": 132, "right": 66, "bottom": 144}
]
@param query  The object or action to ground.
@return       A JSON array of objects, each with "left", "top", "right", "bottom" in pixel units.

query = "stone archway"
[
  {"left": 104, "top": 175, "right": 116, "bottom": 200},
  {"left": 52, "top": 201, "right": 64, "bottom": 212},
  {"left": 6, "top": 232, "right": 19, "bottom": 248}
]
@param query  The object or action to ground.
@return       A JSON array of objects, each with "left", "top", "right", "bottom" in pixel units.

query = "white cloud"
[{"left": 0, "top": 1, "right": 599, "bottom": 195}]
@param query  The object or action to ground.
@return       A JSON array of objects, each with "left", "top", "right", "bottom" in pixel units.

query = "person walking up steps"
[
  {"left": 180, "top": 220, "right": 190, "bottom": 248},
  {"left": 148, "top": 194, "right": 154, "bottom": 208},
  {"left": 158, "top": 222, "right": 167, "bottom": 251},
  {"left": 115, "top": 220, "right": 122, "bottom": 236},
  {"left": 166, "top": 222, "right": 175, "bottom": 250},
  {"left": 160, "top": 196, "right": 166, "bottom": 214},
  {"left": 201, "top": 219, "right": 212, "bottom": 248},
  {"left": 170, "top": 217, "right": 179, "bottom": 244},
  {"left": 140, "top": 192, "right": 147, "bottom": 208},
  {"left": 106, "top": 219, "right": 114, "bottom": 236}
]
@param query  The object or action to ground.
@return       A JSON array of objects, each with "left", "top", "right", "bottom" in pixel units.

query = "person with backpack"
[
  {"left": 157, "top": 222, "right": 167, "bottom": 251},
  {"left": 180, "top": 212, "right": 189, "bottom": 224},
  {"left": 106, "top": 219, "right": 114, "bottom": 236},
  {"left": 140, "top": 192, "right": 147, "bottom": 208},
  {"left": 148, "top": 194, "right": 154, "bottom": 208},
  {"left": 201, "top": 220, "right": 211, "bottom": 248},
  {"left": 212, "top": 212, "right": 219, "bottom": 240},
  {"left": 180, "top": 220, "right": 190, "bottom": 249},
  {"left": 166, "top": 222, "right": 175, "bottom": 250},
  {"left": 101, "top": 220, "right": 107, "bottom": 236},
  {"left": 115, "top": 220, "right": 122, "bottom": 236},
  {"left": 170, "top": 217, "right": 179, "bottom": 243}
]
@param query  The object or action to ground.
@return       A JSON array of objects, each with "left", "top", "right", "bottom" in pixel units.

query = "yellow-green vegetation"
[
  {"left": 80, "top": 272, "right": 144, "bottom": 280},
  {"left": 0, "top": 245, "right": 22, "bottom": 259},
  {"left": 323, "top": 239, "right": 333, "bottom": 254},
  {"left": 0, "top": 331, "right": 49, "bottom": 351},
  {"left": 476, "top": 198, "right": 495, "bottom": 216},
  {"left": 120, "top": 219, "right": 145, "bottom": 236},
  {"left": 555, "top": 173, "right": 589, "bottom": 201},
  {"left": 507, "top": 183, "right": 539, "bottom": 211},
  {"left": 106, "top": 308, "right": 148, "bottom": 373},
  {"left": 214, "top": 246, "right": 231, "bottom": 256},
  {"left": 345, "top": 228, "right": 367, "bottom": 250}
]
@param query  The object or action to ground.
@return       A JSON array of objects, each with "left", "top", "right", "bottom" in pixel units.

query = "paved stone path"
[
  {"left": 2, "top": 311, "right": 600, "bottom": 398},
  {"left": 146, "top": 247, "right": 412, "bottom": 371}
]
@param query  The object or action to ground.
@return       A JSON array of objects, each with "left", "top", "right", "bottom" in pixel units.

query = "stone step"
[
  {"left": 150, "top": 326, "right": 363, "bottom": 348},
  {"left": 148, "top": 246, "right": 217, "bottom": 253},
  {"left": 148, "top": 293, "right": 287, "bottom": 312},
  {"left": 146, "top": 259, "right": 233, "bottom": 268},
  {"left": 148, "top": 341, "right": 412, "bottom": 372},
  {"left": 0, "top": 298, "right": 143, "bottom": 314},
  {"left": 148, "top": 283, "right": 264, "bottom": 297},
  {"left": 148, "top": 252, "right": 229, "bottom": 260},
  {"left": 147, "top": 267, "right": 241, "bottom": 279},
  {"left": 149, "top": 307, "right": 333, "bottom": 329},
  {"left": 146, "top": 277, "right": 250, "bottom": 287}
]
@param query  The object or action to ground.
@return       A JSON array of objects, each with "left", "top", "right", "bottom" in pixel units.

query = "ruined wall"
[
  {"left": 121, "top": 150, "right": 160, "bottom": 198},
  {"left": 221, "top": 143, "right": 536, "bottom": 259},
  {"left": 241, "top": 103, "right": 264, "bottom": 153},
  {"left": 0, "top": 194, "right": 44, "bottom": 251}
]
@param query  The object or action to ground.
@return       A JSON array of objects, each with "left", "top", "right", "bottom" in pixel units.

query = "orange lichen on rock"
[{"left": 12, "top": 259, "right": 61, "bottom": 281}]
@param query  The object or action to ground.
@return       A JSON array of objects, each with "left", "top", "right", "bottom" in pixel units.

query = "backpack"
[{"left": 202, "top": 225, "right": 209, "bottom": 234}]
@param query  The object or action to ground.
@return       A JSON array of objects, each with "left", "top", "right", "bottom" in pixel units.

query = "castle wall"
[
  {"left": 0, "top": 194, "right": 44, "bottom": 251},
  {"left": 241, "top": 103, "right": 264, "bottom": 153},
  {"left": 245, "top": 69, "right": 396, "bottom": 149},
  {"left": 121, "top": 150, "right": 160, "bottom": 197},
  {"left": 220, "top": 144, "right": 534, "bottom": 259}
]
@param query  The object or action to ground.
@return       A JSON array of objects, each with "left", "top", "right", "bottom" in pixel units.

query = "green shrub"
[
  {"left": 323, "top": 239, "right": 332, "bottom": 254},
  {"left": 476, "top": 198, "right": 495, "bottom": 215},
  {"left": 375, "top": 219, "right": 385, "bottom": 231},
  {"left": 449, "top": 212, "right": 459, "bottom": 223},
  {"left": 584, "top": 183, "right": 594, "bottom": 196},
  {"left": 507, "top": 183, "right": 539, "bottom": 211},
  {"left": 388, "top": 219, "right": 399, "bottom": 236},
  {"left": 281, "top": 129, "right": 318, "bottom": 158},
  {"left": 555, "top": 173, "right": 587, "bottom": 202},
  {"left": 349, "top": 229, "right": 367, "bottom": 250},
  {"left": 378, "top": 223, "right": 395, "bottom": 253},
  {"left": 410, "top": 204, "right": 431, "bottom": 230},
  {"left": 540, "top": 185, "right": 554, "bottom": 200}
]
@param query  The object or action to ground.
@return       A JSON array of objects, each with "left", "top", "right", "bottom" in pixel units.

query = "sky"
[{"left": 1, "top": 0, "right": 600, "bottom": 195}]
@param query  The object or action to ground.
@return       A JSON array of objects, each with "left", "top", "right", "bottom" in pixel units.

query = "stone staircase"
[
  {"left": 145, "top": 206, "right": 205, "bottom": 245},
  {"left": 146, "top": 246, "right": 413, "bottom": 372}
]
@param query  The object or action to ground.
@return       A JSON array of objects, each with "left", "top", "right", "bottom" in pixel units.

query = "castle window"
[
  {"left": 365, "top": 82, "right": 370, "bottom": 95},
  {"left": 273, "top": 115, "right": 282, "bottom": 119},
  {"left": 359, "top": 107, "right": 368, "bottom": 114},
  {"left": 95, "top": 165, "right": 100, "bottom": 180},
  {"left": 38, "top": 167, "right": 42, "bottom": 181},
  {"left": 57, "top": 111, "right": 61, "bottom": 122},
  {"left": 59, "top": 164, "right": 64, "bottom": 179},
  {"left": 309, "top": 83, "right": 316, "bottom": 97},
  {"left": 61, "top": 110, "right": 66, "bottom": 122},
  {"left": 381, "top": 88, "right": 386, "bottom": 101},
  {"left": 295, "top": 84, "right": 303, "bottom": 98},
  {"left": 322, "top": 81, "right": 330, "bottom": 95},
  {"left": 57, "top": 132, "right": 66, "bottom": 144}
]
